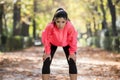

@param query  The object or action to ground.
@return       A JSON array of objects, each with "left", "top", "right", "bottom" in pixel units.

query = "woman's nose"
[{"left": 59, "top": 23, "right": 62, "bottom": 27}]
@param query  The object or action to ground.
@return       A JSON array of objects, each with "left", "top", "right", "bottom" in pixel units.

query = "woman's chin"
[{"left": 58, "top": 27, "right": 63, "bottom": 29}]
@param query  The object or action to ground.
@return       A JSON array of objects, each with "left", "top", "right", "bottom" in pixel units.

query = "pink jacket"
[{"left": 42, "top": 21, "right": 77, "bottom": 54}]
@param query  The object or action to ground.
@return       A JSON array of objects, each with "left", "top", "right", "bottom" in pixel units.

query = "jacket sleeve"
[
  {"left": 42, "top": 25, "right": 51, "bottom": 54},
  {"left": 67, "top": 25, "right": 78, "bottom": 55}
]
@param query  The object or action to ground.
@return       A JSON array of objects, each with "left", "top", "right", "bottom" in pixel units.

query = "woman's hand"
[
  {"left": 68, "top": 54, "right": 76, "bottom": 62},
  {"left": 43, "top": 53, "right": 51, "bottom": 61}
]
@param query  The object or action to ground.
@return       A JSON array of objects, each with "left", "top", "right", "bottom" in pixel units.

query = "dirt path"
[{"left": 0, "top": 46, "right": 120, "bottom": 80}]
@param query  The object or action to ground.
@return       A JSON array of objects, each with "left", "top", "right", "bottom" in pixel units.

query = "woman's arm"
[
  {"left": 67, "top": 25, "right": 78, "bottom": 55},
  {"left": 42, "top": 25, "right": 51, "bottom": 54}
]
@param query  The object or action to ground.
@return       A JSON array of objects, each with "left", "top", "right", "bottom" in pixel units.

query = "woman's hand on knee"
[
  {"left": 43, "top": 53, "right": 51, "bottom": 61},
  {"left": 68, "top": 54, "right": 76, "bottom": 62}
]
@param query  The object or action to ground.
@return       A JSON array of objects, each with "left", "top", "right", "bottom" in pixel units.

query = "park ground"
[{"left": 0, "top": 46, "right": 120, "bottom": 80}]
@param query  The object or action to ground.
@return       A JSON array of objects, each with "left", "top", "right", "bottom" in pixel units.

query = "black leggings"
[{"left": 42, "top": 44, "right": 77, "bottom": 74}]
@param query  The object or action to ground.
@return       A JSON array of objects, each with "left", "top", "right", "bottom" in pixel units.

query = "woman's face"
[{"left": 55, "top": 17, "right": 67, "bottom": 29}]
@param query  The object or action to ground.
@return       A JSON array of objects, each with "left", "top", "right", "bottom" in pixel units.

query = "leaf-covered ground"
[{"left": 0, "top": 46, "right": 120, "bottom": 80}]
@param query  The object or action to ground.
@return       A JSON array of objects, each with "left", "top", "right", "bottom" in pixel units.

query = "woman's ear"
[
  {"left": 53, "top": 19, "right": 56, "bottom": 24},
  {"left": 53, "top": 18, "right": 56, "bottom": 21},
  {"left": 53, "top": 18, "right": 56, "bottom": 23}
]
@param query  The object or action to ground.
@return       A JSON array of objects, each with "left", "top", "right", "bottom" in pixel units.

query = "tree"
[
  {"left": 33, "top": 0, "right": 37, "bottom": 39},
  {"left": 100, "top": 0, "right": 107, "bottom": 29},
  {"left": 0, "top": 2, "right": 4, "bottom": 35},
  {"left": 108, "top": 0, "right": 119, "bottom": 52},
  {"left": 108, "top": 0, "right": 118, "bottom": 36},
  {"left": 13, "top": 0, "right": 21, "bottom": 36}
]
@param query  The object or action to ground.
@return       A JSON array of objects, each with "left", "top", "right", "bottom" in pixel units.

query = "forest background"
[{"left": 0, "top": 0, "right": 120, "bottom": 53}]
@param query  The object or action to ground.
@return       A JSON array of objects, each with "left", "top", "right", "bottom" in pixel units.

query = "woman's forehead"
[{"left": 55, "top": 17, "right": 67, "bottom": 21}]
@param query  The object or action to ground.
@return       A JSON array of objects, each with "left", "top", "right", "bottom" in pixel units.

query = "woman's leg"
[
  {"left": 42, "top": 44, "right": 57, "bottom": 80},
  {"left": 63, "top": 46, "right": 77, "bottom": 80}
]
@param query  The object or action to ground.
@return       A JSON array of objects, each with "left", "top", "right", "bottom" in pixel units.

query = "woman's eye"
[
  {"left": 62, "top": 21, "right": 65, "bottom": 23},
  {"left": 56, "top": 21, "right": 60, "bottom": 23}
]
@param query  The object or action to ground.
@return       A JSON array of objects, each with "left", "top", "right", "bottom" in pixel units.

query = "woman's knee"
[
  {"left": 68, "top": 58, "right": 77, "bottom": 74},
  {"left": 42, "top": 58, "right": 51, "bottom": 74}
]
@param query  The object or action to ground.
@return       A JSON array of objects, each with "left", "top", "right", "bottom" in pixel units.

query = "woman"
[{"left": 42, "top": 8, "right": 77, "bottom": 80}]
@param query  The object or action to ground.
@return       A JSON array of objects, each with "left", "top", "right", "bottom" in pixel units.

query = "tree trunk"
[
  {"left": 86, "top": 23, "right": 92, "bottom": 37},
  {"left": 13, "top": 0, "right": 21, "bottom": 36},
  {"left": 108, "top": 0, "right": 119, "bottom": 52},
  {"left": 0, "top": 3, "right": 4, "bottom": 35},
  {"left": 108, "top": 0, "right": 118, "bottom": 36},
  {"left": 93, "top": 16, "right": 97, "bottom": 36},
  {"left": 21, "top": 21, "right": 30, "bottom": 36},
  {"left": 33, "top": 0, "right": 37, "bottom": 39},
  {"left": 100, "top": 0, "right": 107, "bottom": 29}
]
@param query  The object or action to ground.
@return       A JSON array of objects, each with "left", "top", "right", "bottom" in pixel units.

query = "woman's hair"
[{"left": 52, "top": 8, "right": 69, "bottom": 21}]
